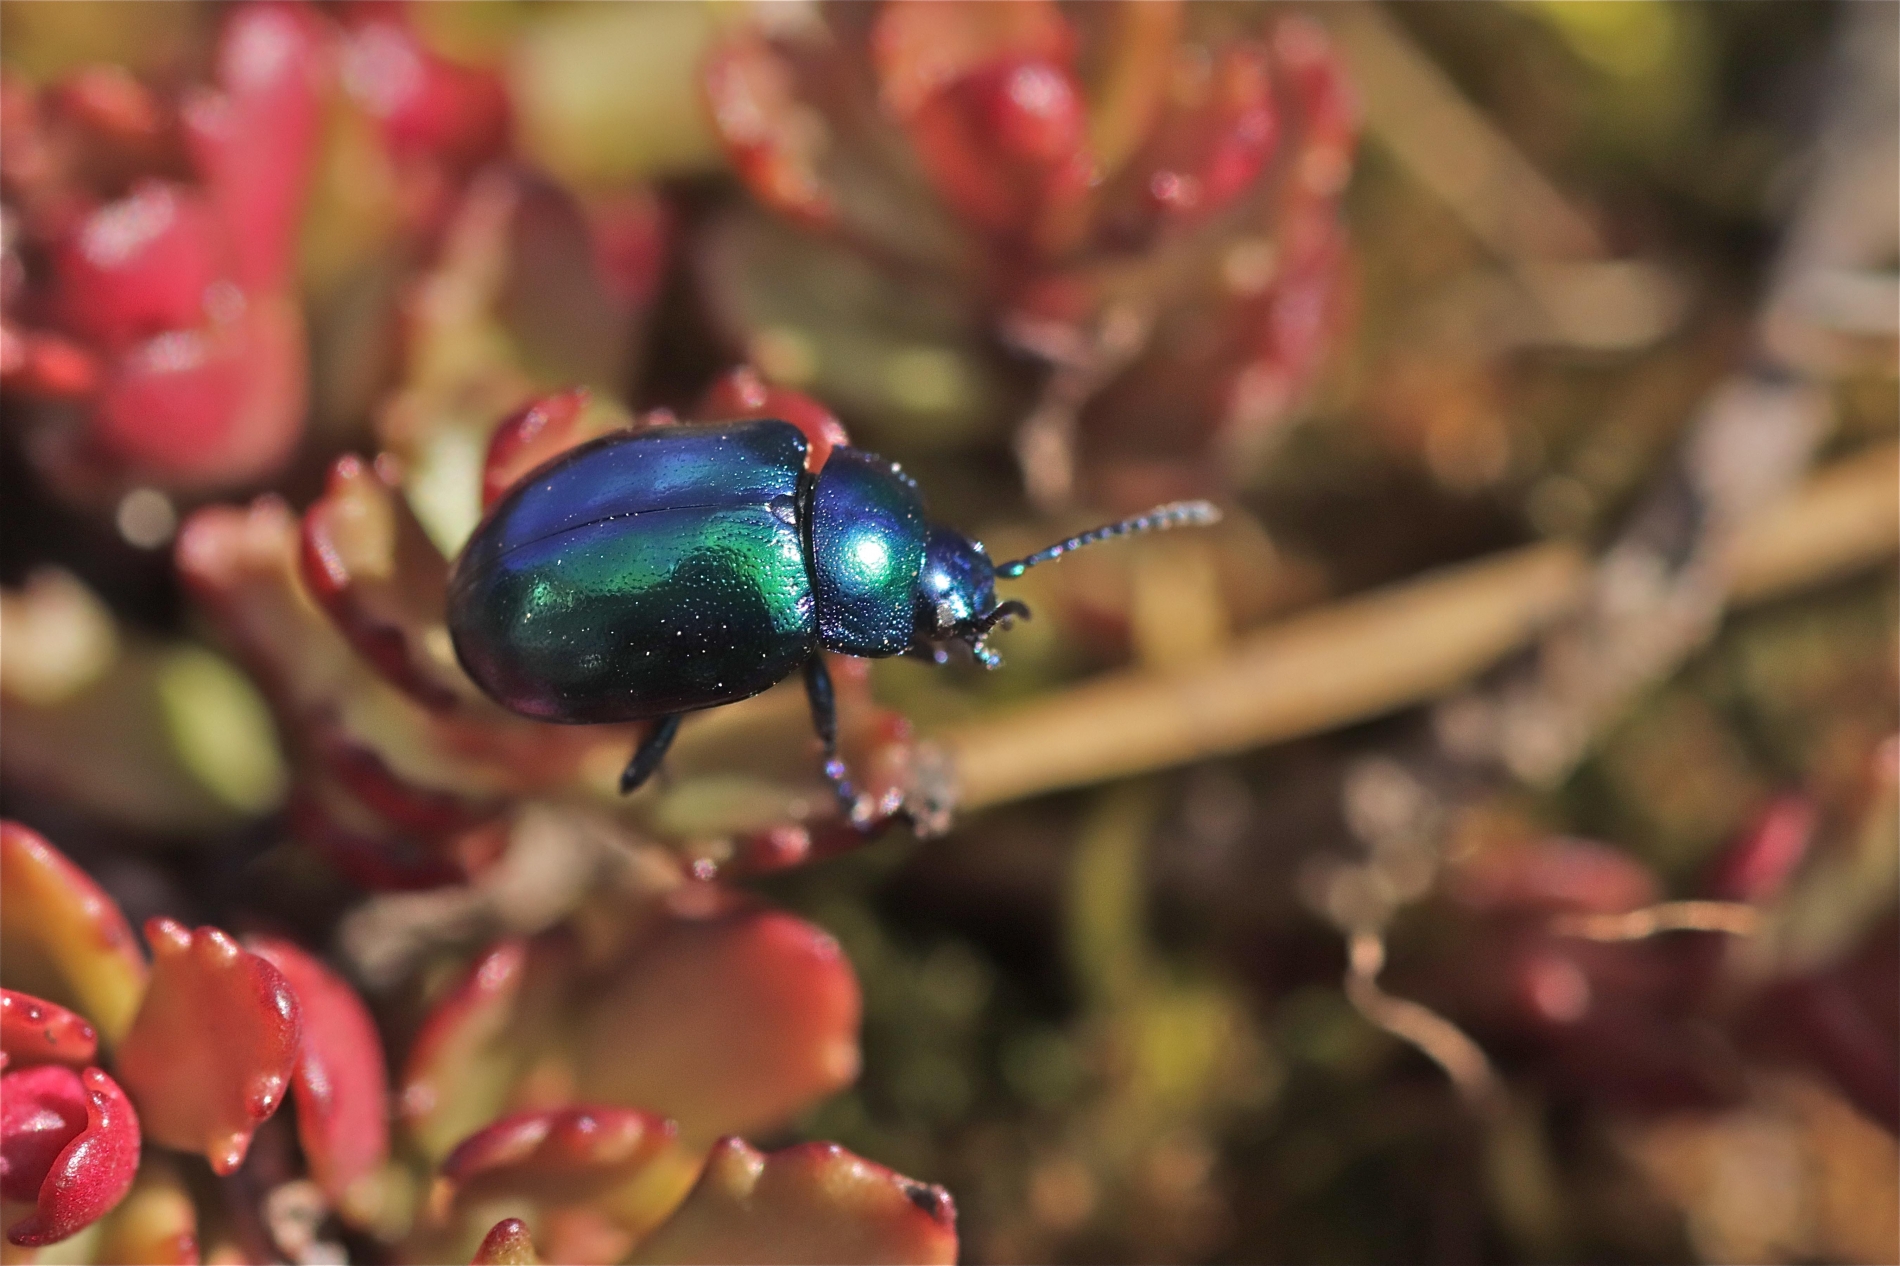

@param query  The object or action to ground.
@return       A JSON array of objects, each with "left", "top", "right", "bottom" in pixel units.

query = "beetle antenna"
[{"left": 994, "top": 501, "right": 1222, "bottom": 578}]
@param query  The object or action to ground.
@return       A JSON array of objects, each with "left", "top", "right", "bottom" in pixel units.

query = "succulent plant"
[
  {"left": 1, "top": 3, "right": 326, "bottom": 496},
  {"left": 698, "top": 0, "right": 1358, "bottom": 507}
]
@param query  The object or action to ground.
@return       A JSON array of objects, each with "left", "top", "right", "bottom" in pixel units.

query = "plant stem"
[{"left": 937, "top": 442, "right": 1897, "bottom": 810}]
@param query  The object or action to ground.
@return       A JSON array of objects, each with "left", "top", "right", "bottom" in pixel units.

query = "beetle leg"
[
  {"left": 802, "top": 655, "right": 865, "bottom": 822},
  {"left": 619, "top": 713, "right": 683, "bottom": 794}
]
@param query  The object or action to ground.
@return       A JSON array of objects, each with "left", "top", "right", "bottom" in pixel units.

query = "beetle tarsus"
[{"left": 619, "top": 713, "right": 683, "bottom": 794}]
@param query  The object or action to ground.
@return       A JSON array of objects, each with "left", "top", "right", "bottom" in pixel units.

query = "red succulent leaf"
[
  {"left": 696, "top": 366, "right": 850, "bottom": 472},
  {"left": 287, "top": 786, "right": 472, "bottom": 892},
  {"left": 871, "top": 0, "right": 1074, "bottom": 117},
  {"left": 481, "top": 388, "right": 602, "bottom": 510},
  {"left": 441, "top": 1106, "right": 677, "bottom": 1208},
  {"left": 399, "top": 939, "right": 532, "bottom": 1160},
  {"left": 48, "top": 65, "right": 165, "bottom": 148},
  {"left": 338, "top": 8, "right": 509, "bottom": 166},
  {"left": 176, "top": 495, "right": 359, "bottom": 715},
  {"left": 629, "top": 1138, "right": 958, "bottom": 1266},
  {"left": 51, "top": 181, "right": 226, "bottom": 353},
  {"left": 1272, "top": 15, "right": 1358, "bottom": 212},
  {"left": 89, "top": 293, "right": 307, "bottom": 488},
  {"left": 1705, "top": 794, "right": 1816, "bottom": 904},
  {"left": 1446, "top": 837, "right": 1661, "bottom": 916},
  {"left": 0, "top": 990, "right": 99, "bottom": 1070},
  {"left": 308, "top": 737, "right": 503, "bottom": 847},
  {"left": 115, "top": 918, "right": 301, "bottom": 1174},
  {"left": 2, "top": 1065, "right": 141, "bottom": 1248},
  {"left": 1104, "top": 41, "right": 1278, "bottom": 239},
  {"left": 300, "top": 452, "right": 464, "bottom": 710},
  {"left": 2, "top": 1065, "right": 89, "bottom": 1203},
  {"left": 183, "top": 1, "right": 329, "bottom": 294},
  {"left": 872, "top": 1, "right": 1089, "bottom": 254},
  {"left": 0, "top": 326, "right": 101, "bottom": 399},
  {"left": 178, "top": 497, "right": 616, "bottom": 816},
  {"left": 472, "top": 1217, "right": 540, "bottom": 1265},
  {"left": 703, "top": 32, "right": 836, "bottom": 227},
  {"left": 582, "top": 189, "right": 671, "bottom": 309},
  {"left": 574, "top": 901, "right": 861, "bottom": 1144},
  {"left": 903, "top": 58, "right": 1094, "bottom": 253},
  {"left": 245, "top": 937, "right": 391, "bottom": 1205},
  {"left": 0, "top": 821, "right": 149, "bottom": 1047}
]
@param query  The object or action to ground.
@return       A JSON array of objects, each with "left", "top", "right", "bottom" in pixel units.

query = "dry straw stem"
[
  {"left": 941, "top": 441, "right": 1897, "bottom": 810},
  {"left": 1552, "top": 901, "right": 1765, "bottom": 943}
]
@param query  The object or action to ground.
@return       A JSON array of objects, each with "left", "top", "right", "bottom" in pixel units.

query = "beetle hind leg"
[{"left": 619, "top": 713, "right": 683, "bottom": 795}]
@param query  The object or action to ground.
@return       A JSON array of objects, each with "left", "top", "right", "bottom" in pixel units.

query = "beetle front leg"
[
  {"left": 801, "top": 655, "right": 866, "bottom": 824},
  {"left": 619, "top": 713, "right": 683, "bottom": 794}
]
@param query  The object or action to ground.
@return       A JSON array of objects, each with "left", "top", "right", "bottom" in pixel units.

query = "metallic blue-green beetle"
[{"left": 447, "top": 419, "right": 1216, "bottom": 819}]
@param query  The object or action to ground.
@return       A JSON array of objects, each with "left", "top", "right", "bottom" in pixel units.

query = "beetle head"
[
  {"left": 912, "top": 525, "right": 1028, "bottom": 668},
  {"left": 909, "top": 501, "right": 1221, "bottom": 668}
]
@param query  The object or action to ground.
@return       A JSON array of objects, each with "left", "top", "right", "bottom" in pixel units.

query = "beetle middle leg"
[
  {"left": 802, "top": 655, "right": 865, "bottom": 823},
  {"left": 619, "top": 713, "right": 683, "bottom": 794}
]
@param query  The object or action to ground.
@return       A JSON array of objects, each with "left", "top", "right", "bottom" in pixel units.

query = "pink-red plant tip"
[
  {"left": 51, "top": 64, "right": 164, "bottom": 140},
  {"left": 696, "top": 366, "right": 850, "bottom": 473},
  {"left": 1707, "top": 794, "right": 1816, "bottom": 903},
  {"left": 0, "top": 327, "right": 102, "bottom": 398},
  {"left": 115, "top": 918, "right": 301, "bottom": 1174},
  {"left": 246, "top": 937, "right": 391, "bottom": 1202},
  {"left": 398, "top": 939, "right": 528, "bottom": 1147},
  {"left": 630, "top": 1137, "right": 958, "bottom": 1266},
  {"left": 442, "top": 1106, "right": 677, "bottom": 1206},
  {"left": 701, "top": 34, "right": 837, "bottom": 227},
  {"left": 2, "top": 1065, "right": 141, "bottom": 1247},
  {"left": 1448, "top": 837, "right": 1660, "bottom": 916},
  {"left": 1123, "top": 42, "right": 1279, "bottom": 227},
  {"left": 482, "top": 388, "right": 596, "bottom": 510},
  {"left": 339, "top": 11, "right": 509, "bottom": 165},
  {"left": 0, "top": 990, "right": 99, "bottom": 1069},
  {"left": 869, "top": 0, "right": 1074, "bottom": 118},
  {"left": 190, "top": 1, "right": 329, "bottom": 294},
  {"left": 299, "top": 452, "right": 462, "bottom": 710},
  {"left": 472, "top": 1217, "right": 540, "bottom": 1265},
  {"left": 906, "top": 59, "right": 1093, "bottom": 248}
]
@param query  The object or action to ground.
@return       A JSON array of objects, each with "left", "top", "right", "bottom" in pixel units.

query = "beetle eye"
[{"left": 933, "top": 599, "right": 959, "bottom": 634}]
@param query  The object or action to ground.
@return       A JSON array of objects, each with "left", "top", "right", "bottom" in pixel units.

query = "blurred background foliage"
[{"left": 1, "top": 1, "right": 1895, "bottom": 1263}]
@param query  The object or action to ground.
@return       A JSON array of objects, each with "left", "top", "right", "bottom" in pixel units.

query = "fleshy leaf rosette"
[
  {"left": 400, "top": 895, "right": 862, "bottom": 1156},
  {"left": 178, "top": 376, "right": 928, "bottom": 893},
  {"left": 389, "top": 881, "right": 948, "bottom": 1263},
  {"left": 700, "top": 0, "right": 1359, "bottom": 504},
  {"left": 1, "top": 1, "right": 328, "bottom": 494}
]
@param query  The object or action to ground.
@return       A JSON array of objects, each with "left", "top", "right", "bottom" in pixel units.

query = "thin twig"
[
  {"left": 1552, "top": 902, "right": 1764, "bottom": 942},
  {"left": 1343, "top": 931, "right": 1501, "bottom": 1111}
]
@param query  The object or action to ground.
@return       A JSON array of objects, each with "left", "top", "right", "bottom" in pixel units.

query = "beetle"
[{"left": 447, "top": 418, "right": 1217, "bottom": 822}]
